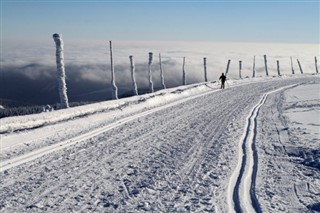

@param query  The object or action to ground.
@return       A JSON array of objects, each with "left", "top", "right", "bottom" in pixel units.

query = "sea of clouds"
[{"left": 1, "top": 38, "right": 319, "bottom": 106}]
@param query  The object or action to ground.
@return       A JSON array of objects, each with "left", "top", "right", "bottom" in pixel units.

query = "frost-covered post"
[
  {"left": 182, "top": 57, "right": 186, "bottom": 85},
  {"left": 109, "top": 41, "right": 118, "bottom": 99},
  {"left": 290, "top": 56, "right": 295, "bottom": 74},
  {"left": 52, "top": 33, "right": 69, "bottom": 109},
  {"left": 239, "top": 60, "right": 242, "bottom": 79},
  {"left": 264, "top": 54, "right": 269, "bottom": 76},
  {"left": 203, "top": 57, "right": 208, "bottom": 82},
  {"left": 225, "top": 59, "right": 231, "bottom": 76},
  {"left": 159, "top": 53, "right": 166, "bottom": 89},
  {"left": 315, "top": 56, "right": 319, "bottom": 74},
  {"left": 252, "top": 56, "right": 256, "bottom": 78},
  {"left": 277, "top": 60, "right": 281, "bottom": 76},
  {"left": 148, "top": 52, "right": 154, "bottom": 93},
  {"left": 129, "top": 56, "right": 138, "bottom": 96},
  {"left": 297, "top": 59, "right": 304, "bottom": 74}
]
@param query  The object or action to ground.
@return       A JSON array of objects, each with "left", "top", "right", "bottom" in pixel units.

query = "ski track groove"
[{"left": 228, "top": 84, "right": 298, "bottom": 213}]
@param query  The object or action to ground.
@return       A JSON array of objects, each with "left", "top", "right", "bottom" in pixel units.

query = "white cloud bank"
[
  {"left": 2, "top": 39, "right": 319, "bottom": 105},
  {"left": 3, "top": 39, "right": 319, "bottom": 80}
]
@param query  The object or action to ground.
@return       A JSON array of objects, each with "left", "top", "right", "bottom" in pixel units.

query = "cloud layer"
[{"left": 1, "top": 39, "right": 319, "bottom": 107}]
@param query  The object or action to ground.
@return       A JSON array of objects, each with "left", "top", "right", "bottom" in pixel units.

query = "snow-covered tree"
[
  {"left": 129, "top": 55, "right": 138, "bottom": 96},
  {"left": 182, "top": 57, "right": 186, "bottom": 85},
  {"left": 109, "top": 41, "right": 118, "bottom": 99},
  {"left": 52, "top": 33, "right": 69, "bottom": 109},
  {"left": 148, "top": 52, "right": 154, "bottom": 93},
  {"left": 264, "top": 55, "right": 269, "bottom": 76},
  {"left": 159, "top": 53, "right": 166, "bottom": 89},
  {"left": 203, "top": 57, "right": 208, "bottom": 82}
]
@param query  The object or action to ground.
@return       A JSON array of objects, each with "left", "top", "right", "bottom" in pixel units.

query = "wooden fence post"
[
  {"left": 148, "top": 52, "right": 154, "bottom": 93},
  {"left": 264, "top": 54, "right": 269, "bottom": 76},
  {"left": 159, "top": 53, "right": 166, "bottom": 89},
  {"left": 204, "top": 57, "right": 208, "bottom": 82},
  {"left": 129, "top": 56, "right": 138, "bottom": 96},
  {"left": 297, "top": 59, "right": 304, "bottom": 74},
  {"left": 315, "top": 56, "right": 319, "bottom": 74},
  {"left": 277, "top": 60, "right": 281, "bottom": 76},
  {"left": 225, "top": 59, "right": 231, "bottom": 76},
  {"left": 53, "top": 33, "right": 69, "bottom": 108},
  {"left": 290, "top": 56, "right": 295, "bottom": 74},
  {"left": 239, "top": 60, "right": 242, "bottom": 79},
  {"left": 252, "top": 56, "right": 256, "bottom": 78},
  {"left": 182, "top": 57, "right": 186, "bottom": 85},
  {"left": 109, "top": 41, "right": 118, "bottom": 99}
]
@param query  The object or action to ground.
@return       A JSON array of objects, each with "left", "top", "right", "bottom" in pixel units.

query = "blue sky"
[{"left": 1, "top": 0, "right": 319, "bottom": 43}]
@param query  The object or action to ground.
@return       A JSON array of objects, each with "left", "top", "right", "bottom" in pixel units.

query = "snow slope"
[{"left": 0, "top": 75, "right": 319, "bottom": 212}]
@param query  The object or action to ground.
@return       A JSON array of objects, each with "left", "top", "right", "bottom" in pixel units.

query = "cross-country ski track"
[
  {"left": 227, "top": 85, "right": 296, "bottom": 213},
  {"left": 1, "top": 76, "right": 319, "bottom": 212}
]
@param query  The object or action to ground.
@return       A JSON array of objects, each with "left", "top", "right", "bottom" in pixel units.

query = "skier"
[{"left": 219, "top": 73, "right": 227, "bottom": 89}]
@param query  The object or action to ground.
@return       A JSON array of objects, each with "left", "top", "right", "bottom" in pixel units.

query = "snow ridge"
[{"left": 227, "top": 84, "right": 298, "bottom": 213}]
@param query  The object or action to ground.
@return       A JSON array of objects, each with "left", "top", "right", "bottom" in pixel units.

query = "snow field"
[
  {"left": 0, "top": 75, "right": 319, "bottom": 212},
  {"left": 254, "top": 79, "right": 320, "bottom": 212}
]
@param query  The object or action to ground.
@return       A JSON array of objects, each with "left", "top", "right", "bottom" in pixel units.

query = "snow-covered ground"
[{"left": 0, "top": 75, "right": 319, "bottom": 212}]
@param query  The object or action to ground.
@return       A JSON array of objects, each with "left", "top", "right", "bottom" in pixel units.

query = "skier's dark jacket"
[{"left": 219, "top": 74, "right": 226, "bottom": 82}]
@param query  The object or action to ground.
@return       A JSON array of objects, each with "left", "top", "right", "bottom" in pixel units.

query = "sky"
[
  {"left": 1, "top": 0, "right": 319, "bottom": 43},
  {"left": 1, "top": 0, "right": 319, "bottom": 107}
]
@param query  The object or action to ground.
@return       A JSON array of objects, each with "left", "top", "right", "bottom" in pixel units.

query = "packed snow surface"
[{"left": 0, "top": 75, "right": 319, "bottom": 212}]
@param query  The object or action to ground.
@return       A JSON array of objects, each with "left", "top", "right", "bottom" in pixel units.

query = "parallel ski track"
[{"left": 227, "top": 84, "right": 298, "bottom": 213}]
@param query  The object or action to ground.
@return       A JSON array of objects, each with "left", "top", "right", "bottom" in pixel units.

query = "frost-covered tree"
[
  {"left": 297, "top": 59, "right": 304, "bottom": 74},
  {"left": 264, "top": 55, "right": 269, "bottom": 76},
  {"left": 109, "top": 41, "right": 118, "bottom": 99},
  {"left": 252, "top": 56, "right": 256, "bottom": 78},
  {"left": 159, "top": 53, "right": 166, "bottom": 89},
  {"left": 182, "top": 57, "right": 186, "bottom": 85},
  {"left": 315, "top": 56, "right": 319, "bottom": 74},
  {"left": 129, "top": 56, "right": 138, "bottom": 96},
  {"left": 225, "top": 59, "right": 231, "bottom": 76},
  {"left": 277, "top": 60, "right": 281, "bottom": 76},
  {"left": 290, "top": 56, "right": 295, "bottom": 74},
  {"left": 148, "top": 52, "right": 154, "bottom": 93},
  {"left": 53, "top": 33, "right": 69, "bottom": 109},
  {"left": 203, "top": 57, "right": 208, "bottom": 82}
]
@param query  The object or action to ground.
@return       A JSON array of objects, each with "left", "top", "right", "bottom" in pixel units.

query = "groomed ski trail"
[
  {"left": 1, "top": 77, "right": 316, "bottom": 212},
  {"left": 1, "top": 86, "right": 221, "bottom": 172},
  {"left": 227, "top": 84, "right": 297, "bottom": 213}
]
